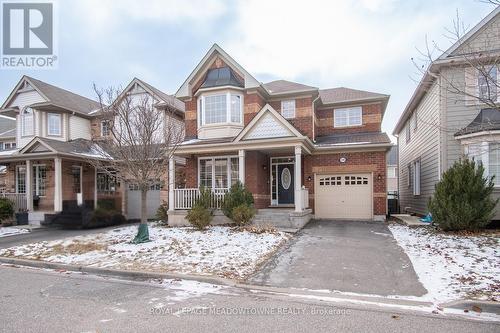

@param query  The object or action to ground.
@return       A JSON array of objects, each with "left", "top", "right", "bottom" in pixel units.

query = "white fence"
[
  {"left": 0, "top": 193, "right": 27, "bottom": 212},
  {"left": 173, "top": 188, "right": 229, "bottom": 210}
]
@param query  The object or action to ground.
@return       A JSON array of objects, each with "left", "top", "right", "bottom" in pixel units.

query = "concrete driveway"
[{"left": 249, "top": 220, "right": 427, "bottom": 297}]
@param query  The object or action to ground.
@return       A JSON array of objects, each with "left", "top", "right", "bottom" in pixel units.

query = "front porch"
[{"left": 167, "top": 145, "right": 313, "bottom": 229}]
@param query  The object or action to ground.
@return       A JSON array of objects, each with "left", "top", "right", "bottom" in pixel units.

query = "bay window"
[
  {"left": 334, "top": 106, "right": 362, "bottom": 127},
  {"left": 465, "top": 141, "right": 500, "bottom": 185},
  {"left": 199, "top": 156, "right": 239, "bottom": 189},
  {"left": 198, "top": 91, "right": 243, "bottom": 126}
]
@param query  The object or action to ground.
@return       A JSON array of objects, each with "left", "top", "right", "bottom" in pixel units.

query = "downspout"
[{"left": 312, "top": 94, "right": 320, "bottom": 142}]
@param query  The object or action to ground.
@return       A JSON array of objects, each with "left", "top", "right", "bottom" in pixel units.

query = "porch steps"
[{"left": 252, "top": 209, "right": 294, "bottom": 228}]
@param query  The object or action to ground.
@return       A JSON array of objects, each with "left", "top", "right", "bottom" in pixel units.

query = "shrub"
[
  {"left": 232, "top": 204, "right": 256, "bottom": 226},
  {"left": 0, "top": 197, "right": 14, "bottom": 222},
  {"left": 156, "top": 201, "right": 169, "bottom": 224},
  {"left": 428, "top": 158, "right": 498, "bottom": 231},
  {"left": 195, "top": 186, "right": 214, "bottom": 210},
  {"left": 222, "top": 182, "right": 254, "bottom": 219},
  {"left": 186, "top": 205, "right": 212, "bottom": 230}
]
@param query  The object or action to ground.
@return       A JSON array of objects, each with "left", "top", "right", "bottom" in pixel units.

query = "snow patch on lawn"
[
  {"left": 0, "top": 224, "right": 290, "bottom": 279},
  {"left": 389, "top": 224, "right": 500, "bottom": 303},
  {"left": 0, "top": 227, "right": 30, "bottom": 238}
]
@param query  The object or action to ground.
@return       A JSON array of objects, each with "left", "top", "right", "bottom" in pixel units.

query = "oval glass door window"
[{"left": 281, "top": 168, "right": 291, "bottom": 190}]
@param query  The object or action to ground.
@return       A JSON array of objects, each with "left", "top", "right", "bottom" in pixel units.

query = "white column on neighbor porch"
[
  {"left": 238, "top": 149, "right": 245, "bottom": 184},
  {"left": 26, "top": 160, "right": 33, "bottom": 211},
  {"left": 294, "top": 145, "right": 303, "bottom": 212},
  {"left": 54, "top": 157, "right": 63, "bottom": 212},
  {"left": 168, "top": 156, "right": 175, "bottom": 211}
]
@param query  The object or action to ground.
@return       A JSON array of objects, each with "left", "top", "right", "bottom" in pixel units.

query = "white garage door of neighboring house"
[
  {"left": 315, "top": 173, "right": 372, "bottom": 220},
  {"left": 126, "top": 182, "right": 161, "bottom": 220}
]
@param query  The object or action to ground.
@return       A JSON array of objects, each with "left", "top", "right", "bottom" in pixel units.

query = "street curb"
[
  {"left": 442, "top": 299, "right": 500, "bottom": 315},
  {"left": 0, "top": 256, "right": 439, "bottom": 309},
  {"left": 0, "top": 256, "right": 239, "bottom": 287}
]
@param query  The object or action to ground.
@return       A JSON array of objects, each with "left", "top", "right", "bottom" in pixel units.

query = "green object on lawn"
[{"left": 132, "top": 224, "right": 150, "bottom": 244}]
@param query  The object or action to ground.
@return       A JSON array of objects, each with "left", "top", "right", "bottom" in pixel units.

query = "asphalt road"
[{"left": 0, "top": 265, "right": 497, "bottom": 333}]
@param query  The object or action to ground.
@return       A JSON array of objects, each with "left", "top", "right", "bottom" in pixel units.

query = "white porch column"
[
  {"left": 238, "top": 149, "right": 245, "bottom": 184},
  {"left": 26, "top": 160, "right": 33, "bottom": 211},
  {"left": 54, "top": 157, "right": 63, "bottom": 212},
  {"left": 168, "top": 156, "right": 175, "bottom": 211},
  {"left": 294, "top": 145, "right": 303, "bottom": 212},
  {"left": 94, "top": 167, "right": 98, "bottom": 209}
]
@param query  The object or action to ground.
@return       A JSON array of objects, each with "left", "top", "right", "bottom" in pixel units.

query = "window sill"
[{"left": 334, "top": 124, "right": 363, "bottom": 129}]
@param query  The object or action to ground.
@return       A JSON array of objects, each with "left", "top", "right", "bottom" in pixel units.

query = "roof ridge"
[{"left": 25, "top": 76, "right": 99, "bottom": 105}]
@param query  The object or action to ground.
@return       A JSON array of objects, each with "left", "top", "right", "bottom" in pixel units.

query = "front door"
[{"left": 277, "top": 164, "right": 294, "bottom": 204}]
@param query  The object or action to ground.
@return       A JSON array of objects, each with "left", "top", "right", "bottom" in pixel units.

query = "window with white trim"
[
  {"left": 281, "top": 100, "right": 296, "bottom": 119},
  {"left": 387, "top": 166, "right": 397, "bottom": 178},
  {"left": 16, "top": 166, "right": 26, "bottom": 194},
  {"left": 101, "top": 120, "right": 111, "bottom": 137},
  {"left": 478, "top": 65, "right": 498, "bottom": 101},
  {"left": 97, "top": 169, "right": 117, "bottom": 193},
  {"left": 199, "top": 156, "right": 239, "bottom": 189},
  {"left": 198, "top": 92, "right": 243, "bottom": 126},
  {"left": 412, "top": 159, "right": 421, "bottom": 196},
  {"left": 334, "top": 106, "right": 362, "bottom": 127},
  {"left": 47, "top": 113, "right": 62, "bottom": 136},
  {"left": 466, "top": 141, "right": 500, "bottom": 185},
  {"left": 33, "top": 165, "right": 47, "bottom": 196},
  {"left": 406, "top": 122, "right": 411, "bottom": 143},
  {"left": 22, "top": 107, "right": 34, "bottom": 136}
]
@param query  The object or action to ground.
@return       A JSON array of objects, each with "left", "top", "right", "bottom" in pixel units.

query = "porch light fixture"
[
  {"left": 339, "top": 157, "right": 347, "bottom": 163},
  {"left": 262, "top": 164, "right": 267, "bottom": 170},
  {"left": 307, "top": 176, "right": 312, "bottom": 182},
  {"left": 377, "top": 173, "right": 383, "bottom": 181}
]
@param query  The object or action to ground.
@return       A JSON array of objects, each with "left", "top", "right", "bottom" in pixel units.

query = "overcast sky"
[{"left": 0, "top": 0, "right": 497, "bottom": 138}]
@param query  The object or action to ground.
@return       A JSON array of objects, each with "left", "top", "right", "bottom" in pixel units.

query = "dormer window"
[
  {"left": 22, "top": 107, "right": 34, "bottom": 136},
  {"left": 198, "top": 91, "right": 243, "bottom": 126},
  {"left": 47, "top": 113, "right": 62, "bottom": 136}
]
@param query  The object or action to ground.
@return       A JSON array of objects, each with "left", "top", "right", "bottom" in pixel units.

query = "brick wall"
[
  {"left": 244, "top": 151, "right": 270, "bottom": 208},
  {"left": 304, "top": 151, "right": 387, "bottom": 216},
  {"left": 315, "top": 102, "right": 383, "bottom": 137},
  {"left": 270, "top": 97, "right": 313, "bottom": 137}
]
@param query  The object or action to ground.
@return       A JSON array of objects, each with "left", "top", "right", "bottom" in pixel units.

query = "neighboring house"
[
  {"left": 386, "top": 145, "right": 398, "bottom": 194},
  {"left": 393, "top": 7, "right": 500, "bottom": 218},
  {"left": 167, "top": 44, "right": 392, "bottom": 226},
  {"left": 0, "top": 76, "right": 184, "bottom": 222},
  {"left": 0, "top": 116, "right": 16, "bottom": 150}
]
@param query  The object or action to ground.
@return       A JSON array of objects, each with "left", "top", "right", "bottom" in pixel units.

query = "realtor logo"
[{"left": 1, "top": 1, "right": 57, "bottom": 69}]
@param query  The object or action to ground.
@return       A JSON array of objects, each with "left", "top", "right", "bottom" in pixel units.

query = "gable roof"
[
  {"left": 17, "top": 137, "right": 112, "bottom": 159},
  {"left": 438, "top": 6, "right": 500, "bottom": 60},
  {"left": 394, "top": 7, "right": 500, "bottom": 135},
  {"left": 176, "top": 43, "right": 261, "bottom": 99},
  {"left": 133, "top": 78, "right": 185, "bottom": 112},
  {"left": 263, "top": 80, "right": 317, "bottom": 95},
  {"left": 200, "top": 67, "right": 244, "bottom": 90},
  {"left": 234, "top": 104, "right": 304, "bottom": 142},
  {"left": 319, "top": 87, "right": 389, "bottom": 105},
  {"left": 1, "top": 76, "right": 100, "bottom": 116}
]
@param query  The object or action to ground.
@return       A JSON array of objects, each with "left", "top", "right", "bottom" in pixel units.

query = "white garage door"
[
  {"left": 127, "top": 182, "right": 161, "bottom": 220},
  {"left": 315, "top": 173, "right": 372, "bottom": 220}
]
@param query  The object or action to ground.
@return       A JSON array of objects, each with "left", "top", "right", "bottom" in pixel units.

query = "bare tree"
[
  {"left": 87, "top": 85, "right": 183, "bottom": 243},
  {"left": 413, "top": 8, "right": 499, "bottom": 111}
]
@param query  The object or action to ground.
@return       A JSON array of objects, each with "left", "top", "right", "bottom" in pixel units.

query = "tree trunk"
[{"left": 132, "top": 189, "right": 150, "bottom": 244}]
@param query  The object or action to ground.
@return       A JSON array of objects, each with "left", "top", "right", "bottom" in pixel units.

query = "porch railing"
[
  {"left": 0, "top": 193, "right": 27, "bottom": 212},
  {"left": 173, "top": 188, "right": 229, "bottom": 210}
]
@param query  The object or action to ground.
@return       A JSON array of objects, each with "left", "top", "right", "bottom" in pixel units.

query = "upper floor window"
[
  {"left": 101, "top": 120, "right": 111, "bottom": 137},
  {"left": 47, "top": 113, "right": 62, "bottom": 136},
  {"left": 334, "top": 106, "right": 362, "bottom": 127},
  {"left": 387, "top": 166, "right": 397, "bottom": 178},
  {"left": 406, "top": 122, "right": 411, "bottom": 143},
  {"left": 281, "top": 100, "right": 296, "bottom": 119},
  {"left": 22, "top": 107, "right": 34, "bottom": 136},
  {"left": 198, "top": 91, "right": 243, "bottom": 126},
  {"left": 412, "top": 111, "right": 418, "bottom": 132},
  {"left": 3, "top": 142, "right": 16, "bottom": 150},
  {"left": 478, "top": 65, "right": 498, "bottom": 101}
]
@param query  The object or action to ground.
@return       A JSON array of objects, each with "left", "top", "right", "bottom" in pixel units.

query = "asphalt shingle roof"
[
  {"left": 319, "top": 87, "right": 388, "bottom": 105},
  {"left": 455, "top": 108, "right": 500, "bottom": 137},
  {"left": 26, "top": 76, "right": 100, "bottom": 115},
  {"left": 263, "top": 80, "right": 317, "bottom": 95},
  {"left": 0, "top": 117, "right": 15, "bottom": 138},
  {"left": 135, "top": 78, "right": 185, "bottom": 112}
]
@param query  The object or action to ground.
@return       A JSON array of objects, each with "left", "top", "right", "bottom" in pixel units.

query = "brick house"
[
  {"left": 0, "top": 76, "right": 184, "bottom": 224},
  {"left": 167, "top": 44, "right": 392, "bottom": 227}
]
